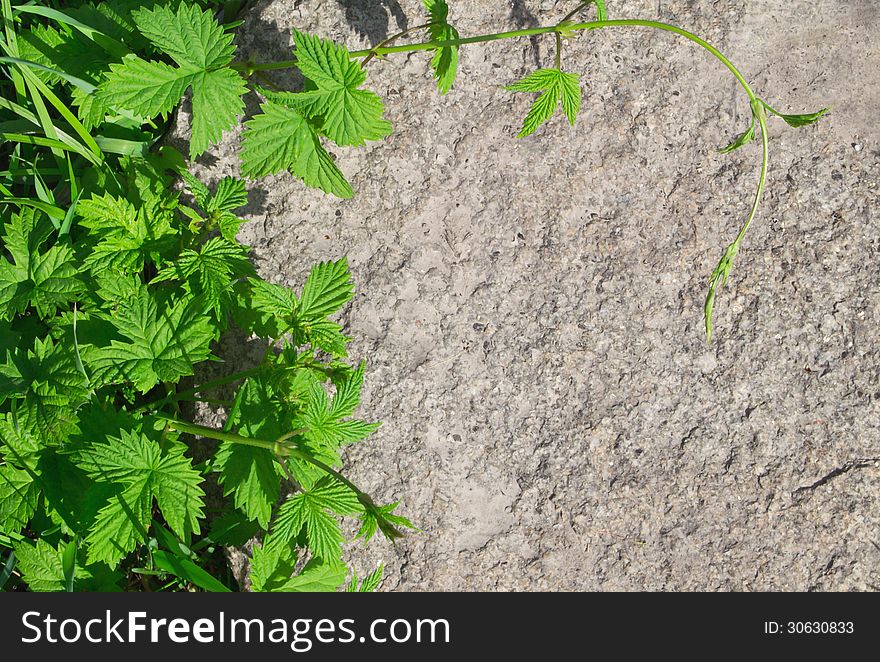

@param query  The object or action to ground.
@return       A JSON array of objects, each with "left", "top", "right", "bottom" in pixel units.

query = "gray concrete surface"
[{"left": 188, "top": 0, "right": 880, "bottom": 590}]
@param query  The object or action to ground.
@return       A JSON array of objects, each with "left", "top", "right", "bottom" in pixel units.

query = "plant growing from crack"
[{"left": 0, "top": 0, "right": 825, "bottom": 592}]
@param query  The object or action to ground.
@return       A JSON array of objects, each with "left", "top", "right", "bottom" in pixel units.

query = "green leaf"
[
  {"left": 300, "top": 258, "right": 354, "bottom": 320},
  {"left": 346, "top": 563, "right": 384, "bottom": 592},
  {"left": 301, "top": 318, "right": 350, "bottom": 358},
  {"left": 151, "top": 550, "right": 231, "bottom": 592},
  {"left": 423, "top": 1, "right": 459, "bottom": 95},
  {"left": 301, "top": 381, "right": 380, "bottom": 450},
  {"left": 356, "top": 500, "right": 415, "bottom": 542},
  {"left": 132, "top": 4, "right": 235, "bottom": 70},
  {"left": 178, "top": 172, "right": 248, "bottom": 239},
  {"left": 0, "top": 211, "right": 81, "bottom": 320},
  {"left": 153, "top": 237, "right": 254, "bottom": 317},
  {"left": 77, "top": 429, "right": 205, "bottom": 563},
  {"left": 266, "top": 486, "right": 346, "bottom": 562},
  {"left": 762, "top": 102, "right": 829, "bottom": 128},
  {"left": 241, "top": 100, "right": 354, "bottom": 198},
  {"left": 77, "top": 193, "right": 177, "bottom": 274},
  {"left": 506, "top": 68, "right": 582, "bottom": 138},
  {"left": 98, "top": 56, "right": 198, "bottom": 119},
  {"left": 249, "top": 542, "right": 297, "bottom": 592},
  {"left": 88, "top": 284, "right": 215, "bottom": 391},
  {"left": 0, "top": 465, "right": 39, "bottom": 532},
  {"left": 242, "top": 277, "right": 299, "bottom": 337},
  {"left": 216, "top": 375, "right": 295, "bottom": 527},
  {"left": 704, "top": 242, "right": 740, "bottom": 343},
  {"left": 97, "top": 4, "right": 246, "bottom": 158},
  {"left": 178, "top": 169, "right": 212, "bottom": 209},
  {"left": 279, "top": 557, "right": 346, "bottom": 592},
  {"left": 215, "top": 442, "right": 281, "bottom": 529},
  {"left": 211, "top": 176, "right": 248, "bottom": 212},
  {"left": 190, "top": 68, "right": 247, "bottom": 157},
  {"left": 85, "top": 480, "right": 152, "bottom": 566},
  {"left": 719, "top": 120, "right": 755, "bottom": 154},
  {"left": 0, "top": 337, "right": 89, "bottom": 439},
  {"left": 423, "top": 0, "right": 450, "bottom": 23},
  {"left": 329, "top": 362, "right": 365, "bottom": 420},
  {"left": 288, "top": 30, "right": 392, "bottom": 147},
  {"left": 13, "top": 539, "right": 90, "bottom": 592},
  {"left": 0, "top": 416, "right": 41, "bottom": 469}
]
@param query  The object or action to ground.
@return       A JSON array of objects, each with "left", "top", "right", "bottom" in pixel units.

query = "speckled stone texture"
[{"left": 183, "top": 0, "right": 880, "bottom": 590}]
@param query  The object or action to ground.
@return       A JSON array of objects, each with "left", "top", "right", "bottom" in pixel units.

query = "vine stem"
[
  {"left": 361, "top": 22, "right": 435, "bottom": 67},
  {"left": 162, "top": 418, "right": 371, "bottom": 502},
  {"left": 238, "top": 19, "right": 757, "bottom": 100},
  {"left": 132, "top": 365, "right": 265, "bottom": 414},
  {"left": 235, "top": 17, "right": 769, "bottom": 338}
]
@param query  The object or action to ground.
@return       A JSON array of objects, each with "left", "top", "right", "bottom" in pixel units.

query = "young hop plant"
[{"left": 0, "top": 0, "right": 825, "bottom": 592}]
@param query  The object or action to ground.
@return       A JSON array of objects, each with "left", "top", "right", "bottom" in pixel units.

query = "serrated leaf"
[
  {"left": 329, "top": 362, "right": 365, "bottom": 420},
  {"left": 150, "top": 446, "right": 206, "bottom": 540},
  {"left": 77, "top": 193, "right": 177, "bottom": 274},
  {"left": 218, "top": 212, "right": 245, "bottom": 242},
  {"left": 0, "top": 212, "right": 81, "bottom": 320},
  {"left": 153, "top": 237, "right": 254, "bottom": 317},
  {"left": 77, "top": 429, "right": 205, "bottom": 561},
  {"left": 249, "top": 542, "right": 297, "bottom": 592},
  {"left": 88, "top": 284, "right": 215, "bottom": 391},
  {"left": 0, "top": 416, "right": 41, "bottom": 469},
  {"left": 217, "top": 375, "right": 296, "bottom": 526},
  {"left": 429, "top": 24, "right": 460, "bottom": 95},
  {"left": 265, "top": 489, "right": 345, "bottom": 561},
  {"left": 211, "top": 176, "right": 248, "bottom": 212},
  {"left": 13, "top": 539, "right": 90, "bottom": 592},
  {"left": 215, "top": 442, "right": 281, "bottom": 529},
  {"left": 423, "top": 2, "right": 459, "bottom": 95},
  {"left": 301, "top": 381, "right": 380, "bottom": 450},
  {"left": 98, "top": 56, "right": 199, "bottom": 119},
  {"left": 86, "top": 480, "right": 152, "bottom": 566},
  {"left": 356, "top": 500, "right": 415, "bottom": 542},
  {"left": 190, "top": 68, "right": 247, "bottom": 157},
  {"left": 299, "top": 258, "right": 354, "bottom": 320},
  {"left": 279, "top": 557, "right": 346, "bottom": 592},
  {"left": 704, "top": 242, "right": 740, "bottom": 343},
  {"left": 287, "top": 30, "right": 392, "bottom": 147},
  {"left": 300, "top": 318, "right": 350, "bottom": 357},
  {"left": 0, "top": 337, "right": 88, "bottom": 439},
  {"left": 241, "top": 101, "right": 353, "bottom": 198},
  {"left": 97, "top": 4, "right": 246, "bottom": 157},
  {"left": 132, "top": 4, "right": 235, "bottom": 70},
  {"left": 0, "top": 465, "right": 39, "bottom": 532},
  {"left": 506, "top": 68, "right": 582, "bottom": 138},
  {"left": 178, "top": 169, "right": 212, "bottom": 209},
  {"left": 423, "top": 0, "right": 450, "bottom": 23},
  {"left": 346, "top": 563, "right": 384, "bottom": 592}
]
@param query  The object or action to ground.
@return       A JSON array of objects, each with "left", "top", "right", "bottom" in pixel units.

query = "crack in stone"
[{"left": 792, "top": 458, "right": 880, "bottom": 496}]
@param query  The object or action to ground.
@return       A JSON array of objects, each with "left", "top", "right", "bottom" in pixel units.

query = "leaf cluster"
[{"left": 0, "top": 1, "right": 412, "bottom": 593}]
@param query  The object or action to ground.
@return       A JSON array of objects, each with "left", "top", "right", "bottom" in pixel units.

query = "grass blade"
[
  {"left": 0, "top": 550, "right": 15, "bottom": 590},
  {"left": 151, "top": 551, "right": 232, "bottom": 592},
  {"left": 11, "top": 5, "right": 130, "bottom": 59}
]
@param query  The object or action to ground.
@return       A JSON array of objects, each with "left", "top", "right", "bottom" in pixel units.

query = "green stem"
[
  {"left": 239, "top": 19, "right": 756, "bottom": 102},
  {"left": 236, "top": 15, "right": 771, "bottom": 339},
  {"left": 735, "top": 107, "right": 769, "bottom": 250},
  {"left": 163, "top": 419, "right": 369, "bottom": 500},
  {"left": 555, "top": 31, "right": 562, "bottom": 69},
  {"left": 133, "top": 365, "right": 265, "bottom": 414},
  {"left": 361, "top": 22, "right": 435, "bottom": 67}
]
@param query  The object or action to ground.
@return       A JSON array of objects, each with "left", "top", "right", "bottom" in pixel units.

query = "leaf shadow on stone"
[{"left": 335, "top": 0, "right": 409, "bottom": 45}]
